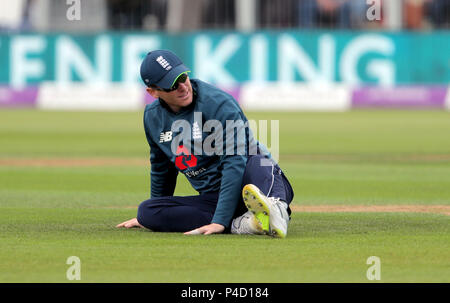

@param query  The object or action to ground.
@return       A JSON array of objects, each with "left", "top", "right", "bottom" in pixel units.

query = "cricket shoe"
[
  {"left": 231, "top": 211, "right": 265, "bottom": 235},
  {"left": 242, "top": 184, "right": 290, "bottom": 238}
]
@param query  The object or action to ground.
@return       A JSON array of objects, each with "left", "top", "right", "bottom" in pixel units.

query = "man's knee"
[
  {"left": 137, "top": 199, "right": 165, "bottom": 231},
  {"left": 246, "top": 154, "right": 268, "bottom": 169},
  {"left": 242, "top": 155, "right": 274, "bottom": 194},
  {"left": 243, "top": 155, "right": 294, "bottom": 203}
]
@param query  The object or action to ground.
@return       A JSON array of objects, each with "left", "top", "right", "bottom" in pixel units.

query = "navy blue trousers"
[{"left": 136, "top": 155, "right": 294, "bottom": 232}]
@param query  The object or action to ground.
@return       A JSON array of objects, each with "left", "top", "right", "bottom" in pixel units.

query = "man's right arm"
[
  {"left": 144, "top": 115, "right": 178, "bottom": 198},
  {"left": 148, "top": 139, "right": 178, "bottom": 197}
]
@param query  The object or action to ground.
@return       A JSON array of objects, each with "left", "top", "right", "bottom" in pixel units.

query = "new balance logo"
[
  {"left": 156, "top": 56, "right": 172, "bottom": 71},
  {"left": 159, "top": 131, "right": 172, "bottom": 143}
]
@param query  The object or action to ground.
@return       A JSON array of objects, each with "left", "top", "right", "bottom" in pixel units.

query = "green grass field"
[{"left": 0, "top": 109, "right": 449, "bottom": 282}]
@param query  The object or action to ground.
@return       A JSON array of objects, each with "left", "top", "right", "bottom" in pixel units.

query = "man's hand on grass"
[
  {"left": 184, "top": 223, "right": 225, "bottom": 235},
  {"left": 116, "top": 219, "right": 225, "bottom": 235},
  {"left": 116, "top": 218, "right": 144, "bottom": 228}
]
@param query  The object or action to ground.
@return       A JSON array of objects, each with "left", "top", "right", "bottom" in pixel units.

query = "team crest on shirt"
[{"left": 192, "top": 121, "right": 202, "bottom": 140}]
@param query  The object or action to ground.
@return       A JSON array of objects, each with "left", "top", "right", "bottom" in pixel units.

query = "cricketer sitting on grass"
[{"left": 116, "top": 50, "right": 294, "bottom": 237}]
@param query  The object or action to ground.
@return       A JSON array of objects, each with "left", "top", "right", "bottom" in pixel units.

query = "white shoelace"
[
  {"left": 267, "top": 197, "right": 289, "bottom": 221},
  {"left": 268, "top": 197, "right": 281, "bottom": 204}
]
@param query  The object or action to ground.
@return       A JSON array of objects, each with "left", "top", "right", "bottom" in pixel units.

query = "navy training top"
[{"left": 143, "top": 79, "right": 268, "bottom": 227}]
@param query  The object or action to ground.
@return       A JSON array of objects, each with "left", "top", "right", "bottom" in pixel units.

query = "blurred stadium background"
[{"left": 0, "top": 0, "right": 449, "bottom": 111}]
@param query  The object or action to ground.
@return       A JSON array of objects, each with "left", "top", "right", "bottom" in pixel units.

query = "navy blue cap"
[{"left": 140, "top": 50, "right": 190, "bottom": 89}]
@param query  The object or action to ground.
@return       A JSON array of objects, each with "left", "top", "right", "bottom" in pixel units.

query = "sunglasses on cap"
[{"left": 151, "top": 73, "right": 188, "bottom": 93}]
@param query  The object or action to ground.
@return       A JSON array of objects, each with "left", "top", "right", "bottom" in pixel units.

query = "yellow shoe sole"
[
  {"left": 242, "top": 184, "right": 286, "bottom": 238},
  {"left": 242, "top": 184, "right": 271, "bottom": 235}
]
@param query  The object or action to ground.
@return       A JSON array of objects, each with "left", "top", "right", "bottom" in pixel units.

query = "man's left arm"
[
  {"left": 185, "top": 100, "right": 248, "bottom": 235},
  {"left": 184, "top": 154, "right": 246, "bottom": 235}
]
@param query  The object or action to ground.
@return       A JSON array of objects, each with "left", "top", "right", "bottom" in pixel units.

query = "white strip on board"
[
  {"left": 37, "top": 82, "right": 144, "bottom": 111},
  {"left": 240, "top": 83, "right": 351, "bottom": 111},
  {"left": 445, "top": 86, "right": 450, "bottom": 111}
]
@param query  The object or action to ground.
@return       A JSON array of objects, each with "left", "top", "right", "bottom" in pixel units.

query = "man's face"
[{"left": 146, "top": 75, "right": 193, "bottom": 113}]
